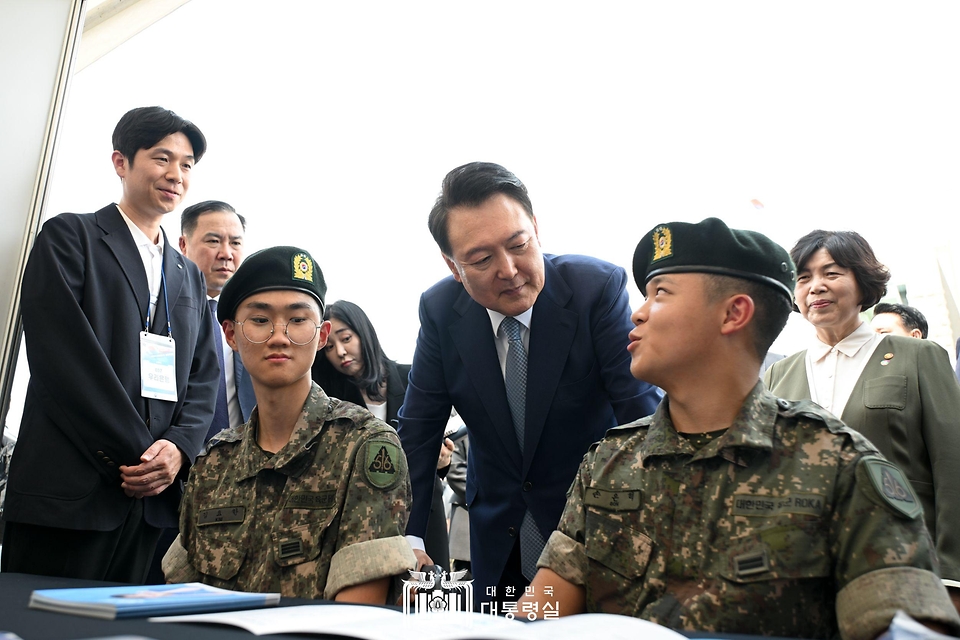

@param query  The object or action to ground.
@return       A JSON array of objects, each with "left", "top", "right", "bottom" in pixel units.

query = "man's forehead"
[
  {"left": 187, "top": 212, "right": 244, "bottom": 241},
  {"left": 241, "top": 290, "right": 319, "bottom": 310},
  {"left": 137, "top": 132, "right": 194, "bottom": 157}
]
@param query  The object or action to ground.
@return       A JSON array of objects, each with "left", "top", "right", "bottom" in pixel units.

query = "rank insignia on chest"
[{"left": 364, "top": 440, "right": 402, "bottom": 489}]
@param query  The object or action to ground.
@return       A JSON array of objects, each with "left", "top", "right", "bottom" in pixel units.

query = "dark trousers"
[
  {"left": 494, "top": 537, "right": 529, "bottom": 603},
  {"left": 145, "top": 526, "right": 179, "bottom": 584},
  {"left": 0, "top": 499, "right": 160, "bottom": 584}
]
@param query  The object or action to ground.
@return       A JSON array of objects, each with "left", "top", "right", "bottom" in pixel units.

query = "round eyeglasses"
[{"left": 233, "top": 317, "right": 320, "bottom": 346}]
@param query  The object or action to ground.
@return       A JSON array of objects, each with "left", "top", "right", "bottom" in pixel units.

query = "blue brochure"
[{"left": 29, "top": 582, "right": 280, "bottom": 620}]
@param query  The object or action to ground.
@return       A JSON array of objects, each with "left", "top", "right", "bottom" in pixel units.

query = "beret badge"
[
  {"left": 652, "top": 225, "right": 673, "bottom": 262},
  {"left": 292, "top": 253, "right": 314, "bottom": 284}
]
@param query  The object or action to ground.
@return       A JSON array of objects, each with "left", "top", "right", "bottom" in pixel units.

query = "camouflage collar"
[
  {"left": 640, "top": 382, "right": 778, "bottom": 465},
  {"left": 233, "top": 383, "right": 332, "bottom": 480}
]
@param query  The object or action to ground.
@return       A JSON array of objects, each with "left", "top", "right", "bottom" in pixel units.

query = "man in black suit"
[
  {"left": 179, "top": 200, "right": 256, "bottom": 435},
  {"left": 0, "top": 107, "right": 219, "bottom": 583},
  {"left": 398, "top": 162, "right": 660, "bottom": 605}
]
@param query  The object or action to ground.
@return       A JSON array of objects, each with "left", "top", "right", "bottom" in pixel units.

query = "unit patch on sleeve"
[
  {"left": 364, "top": 440, "right": 402, "bottom": 489},
  {"left": 860, "top": 457, "right": 922, "bottom": 519}
]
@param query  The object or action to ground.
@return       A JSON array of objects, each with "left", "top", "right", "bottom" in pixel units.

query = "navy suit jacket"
[
  {"left": 398, "top": 254, "right": 659, "bottom": 598},
  {"left": 5, "top": 205, "right": 219, "bottom": 531}
]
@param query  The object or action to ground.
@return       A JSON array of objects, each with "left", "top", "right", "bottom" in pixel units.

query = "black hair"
[
  {"left": 704, "top": 274, "right": 793, "bottom": 362},
  {"left": 322, "top": 300, "right": 389, "bottom": 403},
  {"left": 112, "top": 106, "right": 206, "bottom": 165},
  {"left": 181, "top": 200, "right": 246, "bottom": 236},
  {"left": 428, "top": 162, "right": 534, "bottom": 256},
  {"left": 873, "top": 302, "right": 928, "bottom": 339},
  {"left": 790, "top": 230, "right": 890, "bottom": 310}
]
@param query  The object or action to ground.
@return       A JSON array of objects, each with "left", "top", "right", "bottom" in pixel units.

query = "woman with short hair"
[{"left": 764, "top": 230, "right": 960, "bottom": 605}]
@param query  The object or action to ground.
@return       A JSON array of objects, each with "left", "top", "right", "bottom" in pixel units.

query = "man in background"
[
  {"left": 179, "top": 200, "right": 255, "bottom": 436},
  {"left": 871, "top": 302, "right": 928, "bottom": 339},
  {"left": 1, "top": 107, "right": 218, "bottom": 582},
  {"left": 398, "top": 162, "right": 660, "bottom": 606}
]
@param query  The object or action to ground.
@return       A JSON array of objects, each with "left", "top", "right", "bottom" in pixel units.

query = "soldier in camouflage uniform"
[
  {"left": 521, "top": 218, "right": 960, "bottom": 640},
  {"left": 163, "top": 246, "right": 415, "bottom": 602}
]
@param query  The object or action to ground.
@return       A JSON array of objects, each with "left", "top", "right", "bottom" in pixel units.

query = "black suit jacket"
[{"left": 5, "top": 205, "right": 219, "bottom": 530}]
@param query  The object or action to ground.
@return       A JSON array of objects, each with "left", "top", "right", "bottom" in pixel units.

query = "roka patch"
[
  {"left": 732, "top": 492, "right": 824, "bottom": 517},
  {"left": 285, "top": 490, "right": 337, "bottom": 509},
  {"left": 364, "top": 440, "right": 401, "bottom": 489},
  {"left": 861, "top": 457, "right": 922, "bottom": 519}
]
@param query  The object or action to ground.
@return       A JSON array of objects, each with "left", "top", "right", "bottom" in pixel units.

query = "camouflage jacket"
[
  {"left": 539, "top": 382, "right": 960, "bottom": 640},
  {"left": 164, "top": 384, "right": 415, "bottom": 599}
]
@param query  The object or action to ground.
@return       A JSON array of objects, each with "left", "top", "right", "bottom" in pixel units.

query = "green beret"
[
  {"left": 633, "top": 217, "right": 795, "bottom": 300},
  {"left": 217, "top": 246, "right": 326, "bottom": 323}
]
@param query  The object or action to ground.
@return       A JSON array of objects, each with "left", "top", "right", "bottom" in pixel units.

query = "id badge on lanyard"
[
  {"left": 140, "top": 265, "right": 178, "bottom": 402},
  {"left": 141, "top": 332, "right": 177, "bottom": 401}
]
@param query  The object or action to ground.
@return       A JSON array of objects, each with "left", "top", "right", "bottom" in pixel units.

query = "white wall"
[{"left": 0, "top": 0, "right": 83, "bottom": 440}]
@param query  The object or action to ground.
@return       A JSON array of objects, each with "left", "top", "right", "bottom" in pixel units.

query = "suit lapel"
[
  {"left": 97, "top": 205, "right": 149, "bottom": 327},
  {"left": 450, "top": 289, "right": 522, "bottom": 469},
  {"left": 384, "top": 362, "right": 409, "bottom": 426},
  {"left": 773, "top": 352, "right": 812, "bottom": 400},
  {"left": 524, "top": 259, "right": 576, "bottom": 474}
]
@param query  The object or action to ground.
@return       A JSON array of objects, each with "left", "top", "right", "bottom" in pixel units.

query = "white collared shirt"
[
  {"left": 804, "top": 320, "right": 882, "bottom": 416},
  {"left": 487, "top": 307, "right": 534, "bottom": 378},
  {"left": 117, "top": 205, "right": 164, "bottom": 326}
]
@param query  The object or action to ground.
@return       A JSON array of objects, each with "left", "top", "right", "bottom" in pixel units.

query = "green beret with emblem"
[
  {"left": 633, "top": 217, "right": 796, "bottom": 300},
  {"left": 217, "top": 246, "right": 327, "bottom": 322}
]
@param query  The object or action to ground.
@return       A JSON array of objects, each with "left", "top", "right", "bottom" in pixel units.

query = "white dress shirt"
[
  {"left": 486, "top": 307, "right": 534, "bottom": 378},
  {"left": 117, "top": 205, "right": 163, "bottom": 327},
  {"left": 804, "top": 320, "right": 882, "bottom": 417}
]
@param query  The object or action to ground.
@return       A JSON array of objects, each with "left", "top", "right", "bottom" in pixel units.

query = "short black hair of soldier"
[
  {"left": 428, "top": 162, "right": 534, "bottom": 257},
  {"left": 873, "top": 302, "right": 928, "bottom": 339},
  {"left": 112, "top": 106, "right": 206, "bottom": 166},
  {"left": 704, "top": 274, "right": 793, "bottom": 362},
  {"left": 791, "top": 230, "right": 890, "bottom": 310},
  {"left": 322, "top": 300, "right": 390, "bottom": 403},
  {"left": 181, "top": 200, "right": 247, "bottom": 236}
]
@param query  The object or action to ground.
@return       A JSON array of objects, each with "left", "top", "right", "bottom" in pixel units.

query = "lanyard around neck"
[{"left": 144, "top": 263, "right": 172, "bottom": 337}]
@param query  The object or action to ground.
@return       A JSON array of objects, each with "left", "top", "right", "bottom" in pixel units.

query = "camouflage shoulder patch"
[
  {"left": 859, "top": 457, "right": 922, "bottom": 519},
  {"left": 607, "top": 415, "right": 653, "bottom": 433},
  {"left": 363, "top": 439, "right": 402, "bottom": 490},
  {"left": 199, "top": 424, "right": 244, "bottom": 457}
]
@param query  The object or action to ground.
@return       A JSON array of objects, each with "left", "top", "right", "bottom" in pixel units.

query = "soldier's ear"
[{"left": 719, "top": 293, "right": 755, "bottom": 337}]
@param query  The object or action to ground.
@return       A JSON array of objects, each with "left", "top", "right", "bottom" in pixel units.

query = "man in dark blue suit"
[
  {"left": 179, "top": 200, "right": 256, "bottom": 435},
  {"left": 398, "top": 162, "right": 660, "bottom": 606}
]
